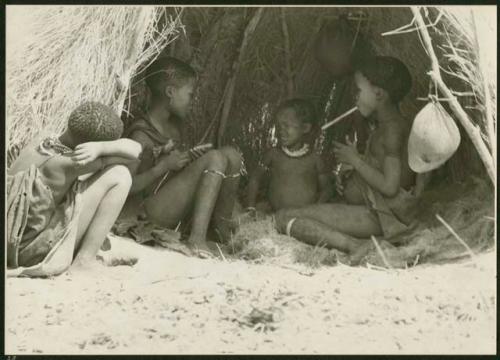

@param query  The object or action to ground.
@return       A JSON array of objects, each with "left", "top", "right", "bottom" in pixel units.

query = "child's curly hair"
[
  {"left": 145, "top": 57, "right": 197, "bottom": 98},
  {"left": 276, "top": 98, "right": 317, "bottom": 127},
  {"left": 68, "top": 102, "right": 124, "bottom": 143},
  {"left": 355, "top": 56, "right": 412, "bottom": 104}
]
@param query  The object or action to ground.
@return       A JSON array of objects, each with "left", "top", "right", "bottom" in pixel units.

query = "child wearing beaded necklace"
[{"left": 247, "top": 98, "right": 331, "bottom": 213}]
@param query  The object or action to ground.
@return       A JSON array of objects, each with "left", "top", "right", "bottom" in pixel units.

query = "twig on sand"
[
  {"left": 366, "top": 262, "right": 391, "bottom": 272},
  {"left": 150, "top": 273, "right": 209, "bottom": 284},
  {"left": 276, "top": 264, "right": 315, "bottom": 277},
  {"left": 436, "top": 214, "right": 477, "bottom": 265},
  {"left": 216, "top": 243, "right": 227, "bottom": 262},
  {"left": 370, "top": 236, "right": 393, "bottom": 269}
]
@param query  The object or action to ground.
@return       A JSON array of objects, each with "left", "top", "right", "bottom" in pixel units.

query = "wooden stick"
[
  {"left": 321, "top": 106, "right": 357, "bottom": 131},
  {"left": 411, "top": 6, "right": 495, "bottom": 185},
  {"left": 280, "top": 8, "right": 294, "bottom": 97},
  {"left": 216, "top": 8, "right": 264, "bottom": 147},
  {"left": 153, "top": 170, "right": 170, "bottom": 195},
  {"left": 199, "top": 81, "right": 229, "bottom": 145},
  {"left": 435, "top": 214, "right": 477, "bottom": 265},
  {"left": 370, "top": 236, "right": 393, "bottom": 269},
  {"left": 153, "top": 143, "right": 213, "bottom": 194}
]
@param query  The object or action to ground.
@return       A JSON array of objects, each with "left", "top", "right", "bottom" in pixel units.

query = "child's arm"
[
  {"left": 334, "top": 131, "right": 402, "bottom": 197},
  {"left": 126, "top": 131, "right": 189, "bottom": 195},
  {"left": 72, "top": 138, "right": 143, "bottom": 166},
  {"left": 315, "top": 156, "right": 331, "bottom": 203},
  {"left": 129, "top": 151, "right": 189, "bottom": 194},
  {"left": 58, "top": 154, "right": 138, "bottom": 177},
  {"left": 247, "top": 150, "right": 273, "bottom": 209}
]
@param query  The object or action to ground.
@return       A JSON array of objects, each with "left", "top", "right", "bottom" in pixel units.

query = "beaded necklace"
[
  {"left": 281, "top": 143, "right": 310, "bottom": 158},
  {"left": 37, "top": 136, "right": 73, "bottom": 156}
]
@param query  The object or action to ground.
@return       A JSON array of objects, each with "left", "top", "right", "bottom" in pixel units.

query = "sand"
[{"left": 5, "top": 235, "right": 496, "bottom": 355}]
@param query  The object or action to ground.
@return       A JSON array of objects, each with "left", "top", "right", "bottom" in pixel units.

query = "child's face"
[
  {"left": 276, "top": 108, "right": 310, "bottom": 147},
  {"left": 168, "top": 78, "right": 195, "bottom": 119},
  {"left": 354, "top": 71, "right": 379, "bottom": 117}
]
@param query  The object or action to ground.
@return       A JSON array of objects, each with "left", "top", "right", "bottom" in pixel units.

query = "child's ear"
[
  {"left": 303, "top": 123, "right": 312, "bottom": 133},
  {"left": 164, "top": 85, "right": 175, "bottom": 98},
  {"left": 374, "top": 87, "right": 387, "bottom": 101}
]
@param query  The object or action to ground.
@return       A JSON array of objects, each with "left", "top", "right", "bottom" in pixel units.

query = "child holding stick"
[
  {"left": 275, "top": 56, "right": 417, "bottom": 264},
  {"left": 124, "top": 57, "right": 244, "bottom": 258}
]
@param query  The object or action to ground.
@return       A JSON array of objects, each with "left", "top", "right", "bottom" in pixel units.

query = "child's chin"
[{"left": 358, "top": 107, "right": 372, "bottom": 118}]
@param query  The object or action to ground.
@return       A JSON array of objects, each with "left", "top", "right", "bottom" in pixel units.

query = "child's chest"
[{"left": 271, "top": 153, "right": 317, "bottom": 177}]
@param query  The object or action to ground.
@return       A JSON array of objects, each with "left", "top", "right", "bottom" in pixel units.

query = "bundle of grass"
[{"left": 7, "top": 6, "right": 182, "bottom": 165}]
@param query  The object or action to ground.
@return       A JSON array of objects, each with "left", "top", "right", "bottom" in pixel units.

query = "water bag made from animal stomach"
[{"left": 408, "top": 101, "right": 461, "bottom": 173}]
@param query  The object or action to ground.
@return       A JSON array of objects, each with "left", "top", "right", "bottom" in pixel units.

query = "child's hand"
[
  {"left": 334, "top": 175, "right": 345, "bottom": 196},
  {"left": 158, "top": 149, "right": 190, "bottom": 171},
  {"left": 162, "top": 139, "right": 176, "bottom": 154},
  {"left": 72, "top": 142, "right": 103, "bottom": 166},
  {"left": 333, "top": 138, "right": 360, "bottom": 166}
]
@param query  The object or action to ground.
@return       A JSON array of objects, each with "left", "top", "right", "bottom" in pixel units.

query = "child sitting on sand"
[
  {"left": 124, "top": 57, "right": 244, "bottom": 258},
  {"left": 275, "top": 56, "right": 417, "bottom": 264},
  {"left": 7, "top": 102, "right": 142, "bottom": 276},
  {"left": 247, "top": 98, "right": 331, "bottom": 213}
]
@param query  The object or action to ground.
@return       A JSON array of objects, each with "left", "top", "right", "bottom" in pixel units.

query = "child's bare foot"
[
  {"left": 187, "top": 236, "right": 216, "bottom": 259},
  {"left": 67, "top": 259, "right": 105, "bottom": 277}
]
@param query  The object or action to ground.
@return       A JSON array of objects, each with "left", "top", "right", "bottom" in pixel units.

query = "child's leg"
[
  {"left": 72, "top": 165, "right": 132, "bottom": 268},
  {"left": 275, "top": 204, "right": 382, "bottom": 263},
  {"left": 275, "top": 203, "right": 382, "bottom": 238},
  {"left": 211, "top": 146, "right": 243, "bottom": 242},
  {"left": 144, "top": 150, "right": 229, "bottom": 252},
  {"left": 277, "top": 216, "right": 362, "bottom": 253}
]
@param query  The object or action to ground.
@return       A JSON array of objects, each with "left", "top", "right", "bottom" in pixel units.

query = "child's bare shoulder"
[
  {"left": 40, "top": 154, "right": 76, "bottom": 179},
  {"left": 382, "top": 118, "right": 406, "bottom": 156}
]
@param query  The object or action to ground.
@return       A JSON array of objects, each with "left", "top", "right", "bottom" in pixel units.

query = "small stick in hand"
[
  {"left": 321, "top": 106, "right": 358, "bottom": 131},
  {"left": 153, "top": 143, "right": 213, "bottom": 195}
]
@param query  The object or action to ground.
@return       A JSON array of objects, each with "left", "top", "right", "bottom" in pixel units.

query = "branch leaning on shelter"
[
  {"left": 379, "top": 6, "right": 496, "bottom": 184},
  {"left": 406, "top": 7, "right": 495, "bottom": 184}
]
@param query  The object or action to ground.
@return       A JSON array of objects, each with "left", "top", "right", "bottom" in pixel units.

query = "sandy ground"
[{"left": 6, "top": 236, "right": 496, "bottom": 355}]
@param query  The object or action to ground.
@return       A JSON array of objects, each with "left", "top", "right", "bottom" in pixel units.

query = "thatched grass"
[{"left": 7, "top": 6, "right": 182, "bottom": 165}]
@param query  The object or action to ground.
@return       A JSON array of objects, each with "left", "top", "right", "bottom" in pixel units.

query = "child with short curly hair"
[{"left": 7, "top": 102, "right": 142, "bottom": 276}]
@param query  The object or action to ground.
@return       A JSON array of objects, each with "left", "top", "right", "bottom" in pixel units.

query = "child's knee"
[
  {"left": 220, "top": 146, "right": 243, "bottom": 172},
  {"left": 105, "top": 165, "right": 132, "bottom": 188},
  {"left": 204, "top": 149, "right": 228, "bottom": 171}
]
